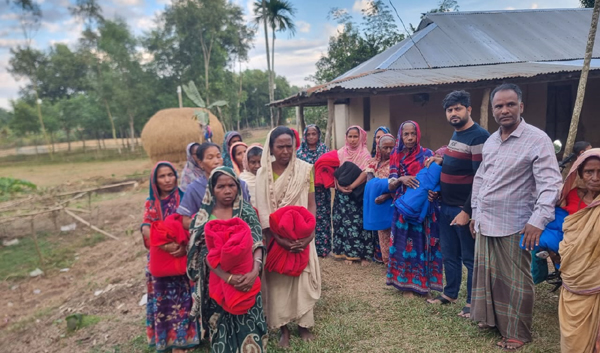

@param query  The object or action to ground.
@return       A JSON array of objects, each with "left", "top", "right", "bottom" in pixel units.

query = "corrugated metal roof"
[{"left": 338, "top": 8, "right": 600, "bottom": 79}]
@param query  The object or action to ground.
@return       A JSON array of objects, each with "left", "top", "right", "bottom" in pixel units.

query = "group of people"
[{"left": 140, "top": 82, "right": 600, "bottom": 352}]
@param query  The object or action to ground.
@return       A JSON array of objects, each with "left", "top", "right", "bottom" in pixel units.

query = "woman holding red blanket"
[
  {"left": 187, "top": 166, "right": 267, "bottom": 352},
  {"left": 140, "top": 162, "right": 199, "bottom": 353},
  {"left": 256, "top": 126, "right": 321, "bottom": 347}
]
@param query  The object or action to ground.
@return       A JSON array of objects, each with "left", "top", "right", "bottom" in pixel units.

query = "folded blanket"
[
  {"left": 395, "top": 163, "right": 441, "bottom": 225},
  {"left": 205, "top": 218, "right": 261, "bottom": 315},
  {"left": 266, "top": 205, "right": 316, "bottom": 276},
  {"left": 520, "top": 206, "right": 568, "bottom": 254},
  {"left": 149, "top": 214, "right": 189, "bottom": 277},
  {"left": 363, "top": 178, "right": 393, "bottom": 231},
  {"left": 315, "top": 150, "right": 340, "bottom": 188},
  {"left": 334, "top": 161, "right": 365, "bottom": 200}
]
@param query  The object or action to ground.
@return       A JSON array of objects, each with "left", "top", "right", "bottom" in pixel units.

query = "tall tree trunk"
[
  {"left": 33, "top": 88, "right": 53, "bottom": 159},
  {"left": 261, "top": 0, "right": 273, "bottom": 128},
  {"left": 128, "top": 112, "right": 136, "bottom": 152},
  {"left": 562, "top": 0, "right": 600, "bottom": 178},
  {"left": 237, "top": 60, "right": 243, "bottom": 132},
  {"left": 81, "top": 133, "right": 86, "bottom": 153},
  {"left": 102, "top": 98, "right": 121, "bottom": 154},
  {"left": 50, "top": 133, "right": 55, "bottom": 153},
  {"left": 66, "top": 129, "right": 71, "bottom": 152}
]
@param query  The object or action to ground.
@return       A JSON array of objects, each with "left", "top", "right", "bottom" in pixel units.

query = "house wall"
[{"left": 335, "top": 78, "right": 599, "bottom": 152}]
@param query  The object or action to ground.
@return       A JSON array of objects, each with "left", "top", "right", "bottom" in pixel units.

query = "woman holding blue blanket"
[
  {"left": 364, "top": 133, "right": 396, "bottom": 266},
  {"left": 386, "top": 121, "right": 443, "bottom": 297}
]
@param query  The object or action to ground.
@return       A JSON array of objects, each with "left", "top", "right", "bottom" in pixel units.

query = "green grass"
[
  {"left": 0, "top": 230, "right": 108, "bottom": 281},
  {"left": 0, "top": 147, "right": 146, "bottom": 168}
]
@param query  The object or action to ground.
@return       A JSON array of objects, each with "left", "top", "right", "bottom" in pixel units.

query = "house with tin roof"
[{"left": 272, "top": 8, "right": 600, "bottom": 151}]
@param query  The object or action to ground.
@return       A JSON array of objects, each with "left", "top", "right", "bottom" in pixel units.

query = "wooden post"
[
  {"left": 277, "top": 107, "right": 283, "bottom": 126},
  {"left": 30, "top": 216, "right": 44, "bottom": 266},
  {"left": 299, "top": 105, "right": 306, "bottom": 132},
  {"left": 177, "top": 86, "right": 183, "bottom": 108},
  {"left": 563, "top": 0, "right": 600, "bottom": 178},
  {"left": 325, "top": 98, "right": 335, "bottom": 149},
  {"left": 480, "top": 88, "right": 491, "bottom": 131}
]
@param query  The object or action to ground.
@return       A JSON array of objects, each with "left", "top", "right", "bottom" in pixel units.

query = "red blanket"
[
  {"left": 315, "top": 150, "right": 340, "bottom": 188},
  {"left": 149, "top": 214, "right": 189, "bottom": 277},
  {"left": 205, "top": 218, "right": 261, "bottom": 315},
  {"left": 266, "top": 206, "right": 316, "bottom": 276}
]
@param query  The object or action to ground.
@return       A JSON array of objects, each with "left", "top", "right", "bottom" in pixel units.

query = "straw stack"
[{"left": 141, "top": 107, "right": 225, "bottom": 163}]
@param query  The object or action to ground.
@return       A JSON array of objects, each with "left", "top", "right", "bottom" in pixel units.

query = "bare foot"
[
  {"left": 360, "top": 259, "right": 369, "bottom": 267},
  {"left": 298, "top": 326, "right": 315, "bottom": 342},
  {"left": 279, "top": 325, "right": 290, "bottom": 348},
  {"left": 344, "top": 260, "right": 353, "bottom": 265}
]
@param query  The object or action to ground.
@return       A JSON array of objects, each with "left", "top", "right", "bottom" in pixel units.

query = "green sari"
[{"left": 187, "top": 166, "right": 268, "bottom": 352}]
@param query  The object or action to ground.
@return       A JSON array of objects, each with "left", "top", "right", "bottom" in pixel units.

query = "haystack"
[{"left": 141, "top": 107, "right": 225, "bottom": 164}]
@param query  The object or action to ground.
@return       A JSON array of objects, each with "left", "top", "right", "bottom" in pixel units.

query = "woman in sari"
[
  {"left": 365, "top": 133, "right": 396, "bottom": 266},
  {"left": 229, "top": 141, "right": 248, "bottom": 175},
  {"left": 386, "top": 120, "right": 443, "bottom": 297},
  {"left": 296, "top": 124, "right": 332, "bottom": 257},
  {"left": 371, "top": 126, "right": 391, "bottom": 157},
  {"left": 256, "top": 126, "right": 321, "bottom": 347},
  {"left": 178, "top": 142, "right": 250, "bottom": 230},
  {"left": 239, "top": 144, "right": 263, "bottom": 207},
  {"left": 558, "top": 148, "right": 600, "bottom": 353},
  {"left": 332, "top": 125, "right": 373, "bottom": 265},
  {"left": 221, "top": 131, "right": 243, "bottom": 168},
  {"left": 141, "top": 162, "right": 199, "bottom": 352},
  {"left": 180, "top": 142, "right": 202, "bottom": 192},
  {"left": 187, "top": 166, "right": 268, "bottom": 352}
]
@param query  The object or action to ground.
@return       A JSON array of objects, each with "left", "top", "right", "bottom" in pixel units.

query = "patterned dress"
[
  {"left": 142, "top": 162, "right": 199, "bottom": 352},
  {"left": 187, "top": 167, "right": 268, "bottom": 352},
  {"left": 386, "top": 121, "right": 443, "bottom": 295},
  {"left": 296, "top": 124, "right": 331, "bottom": 257}
]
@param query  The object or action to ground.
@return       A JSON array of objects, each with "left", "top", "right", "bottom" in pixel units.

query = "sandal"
[
  {"left": 499, "top": 338, "right": 525, "bottom": 351},
  {"left": 426, "top": 295, "right": 454, "bottom": 305},
  {"left": 458, "top": 306, "right": 470, "bottom": 318}
]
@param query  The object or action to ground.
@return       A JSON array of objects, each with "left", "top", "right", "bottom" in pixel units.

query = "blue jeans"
[{"left": 439, "top": 203, "right": 475, "bottom": 304}]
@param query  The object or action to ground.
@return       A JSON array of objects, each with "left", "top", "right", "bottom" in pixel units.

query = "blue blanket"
[
  {"left": 363, "top": 178, "right": 394, "bottom": 231},
  {"left": 519, "top": 206, "right": 568, "bottom": 253},
  {"left": 394, "top": 163, "right": 441, "bottom": 225}
]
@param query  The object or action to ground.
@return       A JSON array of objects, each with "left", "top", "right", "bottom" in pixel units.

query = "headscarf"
[
  {"left": 366, "top": 133, "right": 395, "bottom": 179},
  {"left": 242, "top": 144, "right": 263, "bottom": 172},
  {"left": 186, "top": 166, "right": 264, "bottom": 319},
  {"left": 560, "top": 148, "right": 600, "bottom": 206},
  {"left": 180, "top": 142, "right": 202, "bottom": 192},
  {"left": 229, "top": 141, "right": 248, "bottom": 176},
  {"left": 221, "top": 131, "right": 242, "bottom": 168},
  {"left": 291, "top": 128, "right": 301, "bottom": 149},
  {"left": 255, "top": 128, "right": 313, "bottom": 229},
  {"left": 389, "top": 120, "right": 433, "bottom": 180},
  {"left": 144, "top": 161, "right": 183, "bottom": 225},
  {"left": 337, "top": 125, "right": 372, "bottom": 170},
  {"left": 371, "top": 126, "right": 391, "bottom": 157},
  {"left": 296, "top": 124, "right": 329, "bottom": 164}
]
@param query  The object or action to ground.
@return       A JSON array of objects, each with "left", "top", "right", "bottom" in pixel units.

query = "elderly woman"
[
  {"left": 364, "top": 133, "right": 396, "bottom": 266},
  {"left": 387, "top": 121, "right": 443, "bottom": 297},
  {"left": 255, "top": 126, "right": 321, "bottom": 348},
  {"left": 180, "top": 142, "right": 202, "bottom": 192},
  {"left": 221, "top": 131, "right": 243, "bottom": 168},
  {"left": 177, "top": 142, "right": 250, "bottom": 230},
  {"left": 141, "top": 162, "right": 199, "bottom": 352},
  {"left": 558, "top": 148, "right": 600, "bottom": 353},
  {"left": 187, "top": 166, "right": 267, "bottom": 352}
]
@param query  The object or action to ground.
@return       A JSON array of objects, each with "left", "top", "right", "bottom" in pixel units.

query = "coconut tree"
[{"left": 254, "top": 0, "right": 296, "bottom": 126}]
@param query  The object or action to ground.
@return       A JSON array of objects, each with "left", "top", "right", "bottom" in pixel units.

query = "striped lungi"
[{"left": 471, "top": 231, "right": 534, "bottom": 343}]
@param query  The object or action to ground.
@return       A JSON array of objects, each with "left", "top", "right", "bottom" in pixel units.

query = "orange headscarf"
[{"left": 229, "top": 141, "right": 248, "bottom": 175}]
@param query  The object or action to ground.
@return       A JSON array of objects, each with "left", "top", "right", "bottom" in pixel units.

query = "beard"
[{"left": 449, "top": 116, "right": 468, "bottom": 128}]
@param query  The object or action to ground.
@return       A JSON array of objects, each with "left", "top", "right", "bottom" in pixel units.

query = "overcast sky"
[{"left": 0, "top": 0, "right": 581, "bottom": 110}]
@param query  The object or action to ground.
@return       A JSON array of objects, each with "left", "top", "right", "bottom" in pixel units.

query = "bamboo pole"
[
  {"left": 480, "top": 88, "right": 491, "bottom": 131},
  {"left": 325, "top": 98, "right": 335, "bottom": 149},
  {"left": 562, "top": 0, "right": 600, "bottom": 178},
  {"left": 64, "top": 209, "right": 119, "bottom": 241}
]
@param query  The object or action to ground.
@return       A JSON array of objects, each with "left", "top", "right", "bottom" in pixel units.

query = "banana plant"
[{"left": 181, "top": 80, "right": 228, "bottom": 125}]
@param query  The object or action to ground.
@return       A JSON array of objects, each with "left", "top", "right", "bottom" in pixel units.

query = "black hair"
[
  {"left": 491, "top": 83, "right": 523, "bottom": 102},
  {"left": 442, "top": 90, "right": 471, "bottom": 109},
  {"left": 578, "top": 156, "right": 600, "bottom": 178},
  {"left": 247, "top": 146, "right": 263, "bottom": 159},
  {"left": 346, "top": 127, "right": 359, "bottom": 136},
  {"left": 196, "top": 142, "right": 220, "bottom": 161},
  {"left": 210, "top": 171, "right": 238, "bottom": 193},
  {"left": 574, "top": 141, "right": 591, "bottom": 155},
  {"left": 269, "top": 126, "right": 295, "bottom": 149},
  {"left": 154, "top": 163, "right": 177, "bottom": 189},
  {"left": 231, "top": 144, "right": 245, "bottom": 158}
]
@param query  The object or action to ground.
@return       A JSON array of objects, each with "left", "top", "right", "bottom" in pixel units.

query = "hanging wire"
[{"left": 388, "top": 0, "right": 432, "bottom": 68}]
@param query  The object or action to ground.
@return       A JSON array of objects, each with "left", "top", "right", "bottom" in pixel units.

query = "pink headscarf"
[
  {"left": 229, "top": 141, "right": 248, "bottom": 175},
  {"left": 337, "top": 125, "right": 371, "bottom": 170}
]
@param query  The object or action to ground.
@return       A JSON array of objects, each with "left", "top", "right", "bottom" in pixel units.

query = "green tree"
[
  {"left": 9, "top": 99, "right": 39, "bottom": 136},
  {"left": 254, "top": 0, "right": 297, "bottom": 126},
  {"left": 581, "top": 0, "right": 596, "bottom": 7}
]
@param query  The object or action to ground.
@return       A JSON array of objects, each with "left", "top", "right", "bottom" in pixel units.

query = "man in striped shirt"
[
  {"left": 425, "top": 91, "right": 490, "bottom": 321},
  {"left": 469, "top": 83, "right": 562, "bottom": 350}
]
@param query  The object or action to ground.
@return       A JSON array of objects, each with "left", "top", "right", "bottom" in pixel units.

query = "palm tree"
[{"left": 254, "top": 0, "right": 296, "bottom": 126}]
